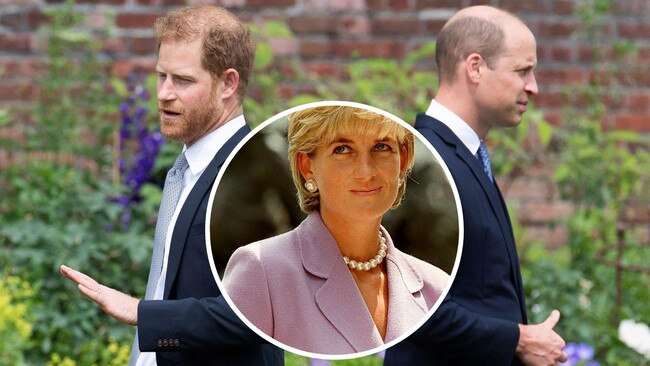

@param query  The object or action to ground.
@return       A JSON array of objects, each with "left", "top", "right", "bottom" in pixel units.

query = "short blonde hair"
[{"left": 287, "top": 106, "right": 415, "bottom": 213}]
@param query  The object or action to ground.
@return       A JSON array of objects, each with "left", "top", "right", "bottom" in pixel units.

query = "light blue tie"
[
  {"left": 129, "top": 152, "right": 188, "bottom": 366},
  {"left": 477, "top": 140, "right": 493, "bottom": 183}
]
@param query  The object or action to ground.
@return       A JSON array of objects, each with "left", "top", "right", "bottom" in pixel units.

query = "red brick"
[
  {"left": 0, "top": 57, "right": 43, "bottom": 78},
  {"left": 131, "top": 37, "right": 157, "bottom": 55},
  {"left": 0, "top": 0, "right": 39, "bottom": 4},
  {"left": 625, "top": 91, "right": 650, "bottom": 111},
  {"left": 289, "top": 16, "right": 339, "bottom": 35},
  {"left": 518, "top": 201, "right": 573, "bottom": 225},
  {"left": 303, "top": 0, "right": 366, "bottom": 10},
  {"left": 613, "top": 0, "right": 650, "bottom": 15},
  {"left": 268, "top": 38, "right": 297, "bottom": 57},
  {"left": 78, "top": 0, "right": 124, "bottom": 3},
  {"left": 332, "top": 39, "right": 405, "bottom": 58},
  {"left": 298, "top": 39, "right": 332, "bottom": 58},
  {"left": 550, "top": 45, "right": 572, "bottom": 62},
  {"left": 534, "top": 91, "right": 566, "bottom": 108},
  {"left": 371, "top": 18, "right": 420, "bottom": 36},
  {"left": 469, "top": 0, "right": 491, "bottom": 5},
  {"left": 104, "top": 38, "right": 126, "bottom": 54},
  {"left": 537, "top": 21, "right": 577, "bottom": 38},
  {"left": 618, "top": 23, "right": 650, "bottom": 39},
  {"left": 367, "top": 0, "right": 383, "bottom": 10},
  {"left": 543, "top": 111, "right": 564, "bottom": 126},
  {"left": 536, "top": 68, "right": 587, "bottom": 84},
  {"left": 553, "top": 0, "right": 574, "bottom": 15},
  {"left": 247, "top": 0, "right": 296, "bottom": 7},
  {"left": 116, "top": 13, "right": 160, "bottom": 29},
  {"left": 500, "top": 0, "right": 549, "bottom": 13},
  {"left": 0, "top": 82, "right": 35, "bottom": 101},
  {"left": 602, "top": 94, "right": 625, "bottom": 110},
  {"left": 578, "top": 46, "right": 596, "bottom": 63},
  {"left": 304, "top": 61, "right": 341, "bottom": 77},
  {"left": 503, "top": 178, "right": 553, "bottom": 201},
  {"left": 341, "top": 15, "right": 369, "bottom": 36},
  {"left": 614, "top": 114, "right": 650, "bottom": 132},
  {"left": 111, "top": 58, "right": 156, "bottom": 78},
  {"left": 636, "top": 47, "right": 650, "bottom": 62},
  {"left": 523, "top": 226, "right": 569, "bottom": 249},
  {"left": 0, "top": 34, "right": 31, "bottom": 53},
  {"left": 415, "top": 0, "right": 459, "bottom": 10},
  {"left": 388, "top": 0, "right": 411, "bottom": 10},
  {"left": 0, "top": 12, "right": 25, "bottom": 31},
  {"left": 27, "top": 9, "right": 49, "bottom": 29},
  {"left": 424, "top": 19, "right": 447, "bottom": 35}
]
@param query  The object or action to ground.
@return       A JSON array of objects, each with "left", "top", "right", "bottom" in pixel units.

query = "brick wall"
[{"left": 1, "top": 0, "right": 649, "bottom": 247}]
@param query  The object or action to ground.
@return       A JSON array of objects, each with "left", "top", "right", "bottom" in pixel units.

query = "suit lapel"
[
  {"left": 299, "top": 212, "right": 383, "bottom": 352},
  {"left": 417, "top": 114, "right": 525, "bottom": 311},
  {"left": 383, "top": 228, "right": 429, "bottom": 342},
  {"left": 164, "top": 125, "right": 251, "bottom": 298}
]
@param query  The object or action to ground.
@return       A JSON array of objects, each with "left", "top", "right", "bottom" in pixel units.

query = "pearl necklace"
[{"left": 343, "top": 232, "right": 388, "bottom": 271}]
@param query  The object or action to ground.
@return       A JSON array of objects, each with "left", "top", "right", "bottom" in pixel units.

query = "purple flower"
[
  {"left": 310, "top": 359, "right": 330, "bottom": 366},
  {"left": 561, "top": 342, "right": 598, "bottom": 366},
  {"left": 112, "top": 73, "right": 164, "bottom": 229}
]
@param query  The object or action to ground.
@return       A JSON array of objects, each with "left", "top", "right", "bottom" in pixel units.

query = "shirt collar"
[
  {"left": 425, "top": 99, "right": 481, "bottom": 155},
  {"left": 182, "top": 115, "right": 246, "bottom": 176}
]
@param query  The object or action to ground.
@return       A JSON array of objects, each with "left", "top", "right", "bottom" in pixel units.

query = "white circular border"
[{"left": 205, "top": 100, "right": 464, "bottom": 360}]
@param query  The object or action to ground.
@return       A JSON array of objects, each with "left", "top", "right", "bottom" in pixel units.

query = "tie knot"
[{"left": 169, "top": 153, "right": 188, "bottom": 178}]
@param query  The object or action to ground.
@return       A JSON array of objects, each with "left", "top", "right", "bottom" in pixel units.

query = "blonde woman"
[{"left": 223, "top": 105, "right": 449, "bottom": 355}]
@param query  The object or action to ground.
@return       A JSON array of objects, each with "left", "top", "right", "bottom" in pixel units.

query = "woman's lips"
[{"left": 350, "top": 187, "right": 382, "bottom": 196}]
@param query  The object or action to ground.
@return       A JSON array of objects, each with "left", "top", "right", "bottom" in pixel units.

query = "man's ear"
[
  {"left": 297, "top": 152, "right": 314, "bottom": 181},
  {"left": 465, "top": 53, "right": 483, "bottom": 84},
  {"left": 220, "top": 68, "right": 240, "bottom": 100}
]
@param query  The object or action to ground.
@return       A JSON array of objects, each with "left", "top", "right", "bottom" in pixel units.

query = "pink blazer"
[{"left": 223, "top": 211, "right": 449, "bottom": 355}]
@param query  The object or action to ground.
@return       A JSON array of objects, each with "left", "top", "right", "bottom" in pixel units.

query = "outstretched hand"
[
  {"left": 60, "top": 264, "right": 139, "bottom": 326},
  {"left": 516, "top": 310, "right": 568, "bottom": 365}
]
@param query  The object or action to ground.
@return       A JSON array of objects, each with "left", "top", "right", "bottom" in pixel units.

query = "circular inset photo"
[{"left": 205, "top": 101, "right": 463, "bottom": 359}]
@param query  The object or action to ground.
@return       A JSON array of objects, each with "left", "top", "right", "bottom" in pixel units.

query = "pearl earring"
[
  {"left": 304, "top": 179, "right": 318, "bottom": 193},
  {"left": 398, "top": 177, "right": 404, "bottom": 187}
]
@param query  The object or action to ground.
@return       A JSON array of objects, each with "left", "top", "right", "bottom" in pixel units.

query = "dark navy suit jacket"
[
  {"left": 385, "top": 114, "right": 527, "bottom": 366},
  {"left": 137, "top": 125, "right": 283, "bottom": 365}
]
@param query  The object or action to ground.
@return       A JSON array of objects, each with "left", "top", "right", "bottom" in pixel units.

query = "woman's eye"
[
  {"left": 374, "top": 143, "right": 393, "bottom": 152},
  {"left": 333, "top": 145, "right": 350, "bottom": 154}
]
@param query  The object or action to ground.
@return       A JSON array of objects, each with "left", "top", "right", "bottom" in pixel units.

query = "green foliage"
[
  {"left": 31, "top": 0, "right": 118, "bottom": 163},
  {"left": 0, "top": 275, "right": 33, "bottom": 366},
  {"left": 312, "top": 41, "right": 437, "bottom": 120},
  {"left": 285, "top": 353, "right": 384, "bottom": 366},
  {"left": 490, "top": 102, "right": 554, "bottom": 177},
  {"left": 516, "top": 2, "right": 650, "bottom": 364},
  {"left": 0, "top": 3, "right": 157, "bottom": 364}
]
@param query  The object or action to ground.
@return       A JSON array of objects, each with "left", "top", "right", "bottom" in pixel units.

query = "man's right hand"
[
  {"left": 60, "top": 264, "right": 140, "bottom": 326},
  {"left": 516, "top": 310, "right": 568, "bottom": 365}
]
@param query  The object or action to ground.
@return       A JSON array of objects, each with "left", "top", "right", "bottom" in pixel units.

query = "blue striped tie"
[{"left": 477, "top": 140, "right": 493, "bottom": 182}]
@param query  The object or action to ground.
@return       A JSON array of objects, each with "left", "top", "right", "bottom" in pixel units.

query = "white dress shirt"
[
  {"left": 425, "top": 99, "right": 481, "bottom": 156},
  {"left": 136, "top": 115, "right": 246, "bottom": 366}
]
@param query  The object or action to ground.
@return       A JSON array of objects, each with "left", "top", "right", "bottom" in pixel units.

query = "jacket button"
[
  {"left": 163, "top": 339, "right": 169, "bottom": 347},
  {"left": 157, "top": 340, "right": 163, "bottom": 347},
  {"left": 174, "top": 339, "right": 180, "bottom": 347}
]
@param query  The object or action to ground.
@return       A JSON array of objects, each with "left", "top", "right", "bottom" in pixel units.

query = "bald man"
[{"left": 385, "top": 6, "right": 567, "bottom": 366}]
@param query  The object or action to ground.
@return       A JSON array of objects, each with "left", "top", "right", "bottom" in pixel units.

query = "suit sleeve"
[
  {"left": 137, "top": 294, "right": 266, "bottom": 352},
  {"left": 222, "top": 245, "right": 274, "bottom": 337},
  {"left": 408, "top": 294, "right": 521, "bottom": 365}
]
